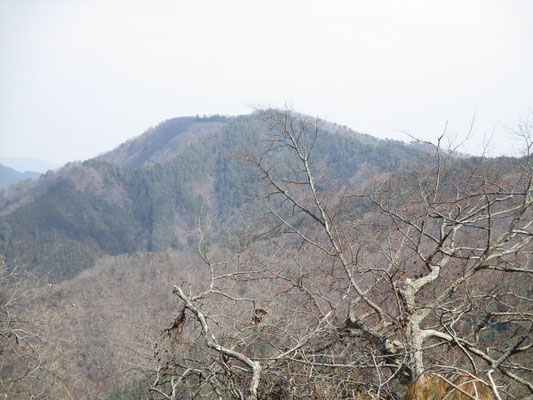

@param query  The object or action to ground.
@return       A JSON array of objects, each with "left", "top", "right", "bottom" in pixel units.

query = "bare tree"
[
  {"left": 0, "top": 257, "right": 93, "bottom": 399},
  {"left": 153, "top": 109, "right": 532, "bottom": 399}
]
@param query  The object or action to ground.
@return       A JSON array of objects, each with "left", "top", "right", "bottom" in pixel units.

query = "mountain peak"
[{"left": 97, "top": 116, "right": 230, "bottom": 167}]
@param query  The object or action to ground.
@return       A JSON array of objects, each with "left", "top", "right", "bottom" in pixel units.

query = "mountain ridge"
[{"left": 0, "top": 112, "right": 423, "bottom": 281}]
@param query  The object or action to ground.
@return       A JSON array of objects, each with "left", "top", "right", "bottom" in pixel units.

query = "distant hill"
[
  {"left": 0, "top": 157, "right": 61, "bottom": 173},
  {"left": 0, "top": 113, "right": 421, "bottom": 281},
  {"left": 0, "top": 163, "right": 40, "bottom": 188}
]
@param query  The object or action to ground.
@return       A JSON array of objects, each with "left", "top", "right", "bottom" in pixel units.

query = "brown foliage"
[{"left": 404, "top": 375, "right": 494, "bottom": 400}]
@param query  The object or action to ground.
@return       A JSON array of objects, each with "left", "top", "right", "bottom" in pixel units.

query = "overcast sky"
[{"left": 1, "top": 0, "right": 532, "bottom": 165}]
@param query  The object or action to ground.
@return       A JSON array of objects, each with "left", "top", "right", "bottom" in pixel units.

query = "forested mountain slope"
[
  {"left": 2, "top": 110, "right": 531, "bottom": 400},
  {"left": 0, "top": 113, "right": 418, "bottom": 281}
]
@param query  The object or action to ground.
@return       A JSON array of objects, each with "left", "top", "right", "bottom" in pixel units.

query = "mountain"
[
  {"left": 0, "top": 113, "right": 419, "bottom": 281},
  {"left": 0, "top": 163, "right": 40, "bottom": 188},
  {"left": 0, "top": 157, "right": 61, "bottom": 173},
  {"left": 97, "top": 115, "right": 229, "bottom": 167}
]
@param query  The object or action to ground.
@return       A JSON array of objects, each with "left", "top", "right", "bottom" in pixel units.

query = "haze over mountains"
[
  {"left": 0, "top": 163, "right": 41, "bottom": 188},
  {"left": 0, "top": 112, "right": 419, "bottom": 281},
  {"left": 0, "top": 157, "right": 61, "bottom": 173},
  {"left": 0, "top": 158, "right": 61, "bottom": 188}
]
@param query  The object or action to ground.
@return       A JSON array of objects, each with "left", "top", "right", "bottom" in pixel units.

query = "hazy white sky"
[{"left": 1, "top": 0, "right": 532, "bottom": 165}]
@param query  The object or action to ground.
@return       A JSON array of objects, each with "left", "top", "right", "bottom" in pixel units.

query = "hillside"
[
  {"left": 0, "top": 113, "right": 419, "bottom": 281},
  {"left": 0, "top": 163, "right": 40, "bottom": 188},
  {"left": 1, "top": 110, "right": 531, "bottom": 400}
]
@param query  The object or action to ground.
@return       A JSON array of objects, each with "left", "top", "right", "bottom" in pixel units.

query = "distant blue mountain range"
[
  {"left": 0, "top": 157, "right": 62, "bottom": 174},
  {"left": 0, "top": 163, "right": 41, "bottom": 188}
]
